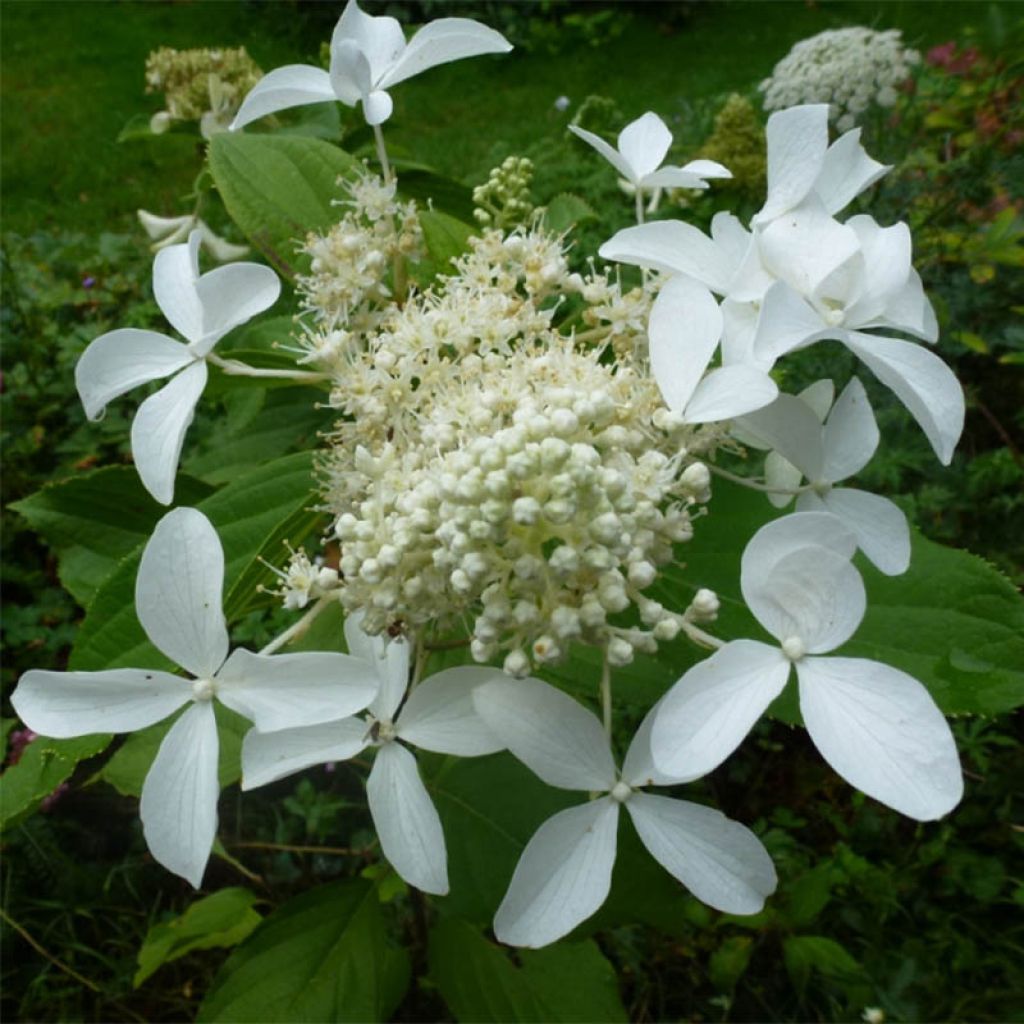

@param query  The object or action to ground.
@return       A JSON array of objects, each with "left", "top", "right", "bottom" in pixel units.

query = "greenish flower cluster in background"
[
  {"left": 696, "top": 94, "right": 767, "bottom": 203},
  {"left": 472, "top": 155, "right": 535, "bottom": 230}
]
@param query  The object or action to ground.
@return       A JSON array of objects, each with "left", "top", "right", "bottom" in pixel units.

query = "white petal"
[
  {"left": 814, "top": 128, "right": 891, "bottom": 215},
  {"left": 751, "top": 282, "right": 829, "bottom": 369},
  {"left": 627, "top": 793, "right": 776, "bottom": 914},
  {"left": 75, "top": 329, "right": 194, "bottom": 420},
  {"left": 642, "top": 167, "right": 711, "bottom": 190},
  {"left": 733, "top": 392, "right": 824, "bottom": 480},
  {"left": 843, "top": 331, "right": 964, "bottom": 465},
  {"left": 822, "top": 377, "right": 878, "bottom": 481},
  {"left": 396, "top": 666, "right": 504, "bottom": 756},
  {"left": 494, "top": 799, "right": 619, "bottom": 948},
  {"left": 622, "top": 699, "right": 688, "bottom": 788},
  {"left": 800, "top": 378, "right": 836, "bottom": 421},
  {"left": 472, "top": 677, "right": 616, "bottom": 792},
  {"left": 651, "top": 640, "right": 790, "bottom": 779},
  {"left": 343, "top": 611, "right": 409, "bottom": 721},
  {"left": 329, "top": 39, "right": 373, "bottom": 106},
  {"left": 215, "top": 649, "right": 379, "bottom": 732},
  {"left": 363, "top": 89, "right": 393, "bottom": 126},
  {"left": 331, "top": 0, "right": 407, "bottom": 87},
  {"left": 138, "top": 210, "right": 193, "bottom": 242},
  {"left": 230, "top": 64, "right": 337, "bottom": 131},
  {"left": 192, "top": 262, "right": 281, "bottom": 356},
  {"left": 764, "top": 452, "right": 801, "bottom": 508},
  {"left": 798, "top": 657, "right": 963, "bottom": 820},
  {"left": 568, "top": 124, "right": 634, "bottom": 182},
  {"left": 367, "top": 742, "right": 448, "bottom": 894},
  {"left": 756, "top": 104, "right": 830, "bottom": 223},
  {"left": 683, "top": 365, "right": 779, "bottom": 424},
  {"left": 136, "top": 506, "right": 228, "bottom": 678},
  {"left": 11, "top": 669, "right": 188, "bottom": 738},
  {"left": 817, "top": 488, "right": 911, "bottom": 576},
  {"left": 153, "top": 231, "right": 203, "bottom": 344},
  {"left": 599, "top": 221, "right": 733, "bottom": 293},
  {"left": 680, "top": 158, "right": 732, "bottom": 180},
  {"left": 140, "top": 701, "right": 220, "bottom": 888},
  {"left": 130, "top": 360, "right": 207, "bottom": 505},
  {"left": 241, "top": 717, "right": 367, "bottom": 789},
  {"left": 842, "top": 217, "right": 913, "bottom": 326},
  {"left": 866, "top": 269, "right": 938, "bottom": 342},
  {"left": 380, "top": 17, "right": 512, "bottom": 90},
  {"left": 648, "top": 276, "right": 722, "bottom": 413},
  {"left": 617, "top": 111, "right": 672, "bottom": 182}
]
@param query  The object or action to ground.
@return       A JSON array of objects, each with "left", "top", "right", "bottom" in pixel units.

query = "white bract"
[
  {"left": 651, "top": 513, "right": 963, "bottom": 821},
  {"left": 739, "top": 377, "right": 911, "bottom": 575},
  {"left": 137, "top": 209, "right": 250, "bottom": 261},
  {"left": 231, "top": 0, "right": 511, "bottom": 129},
  {"left": 11, "top": 509, "right": 379, "bottom": 886},
  {"left": 473, "top": 676, "right": 777, "bottom": 948},
  {"left": 241, "top": 613, "right": 504, "bottom": 895},
  {"left": 74, "top": 230, "right": 279, "bottom": 504}
]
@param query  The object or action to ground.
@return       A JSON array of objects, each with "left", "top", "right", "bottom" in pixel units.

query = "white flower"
[
  {"left": 570, "top": 111, "right": 731, "bottom": 194},
  {"left": 739, "top": 377, "right": 911, "bottom": 574},
  {"left": 650, "top": 513, "right": 963, "bottom": 821},
  {"left": 473, "top": 676, "right": 777, "bottom": 948},
  {"left": 138, "top": 210, "right": 250, "bottom": 261},
  {"left": 75, "top": 230, "right": 279, "bottom": 503},
  {"left": 241, "top": 612, "right": 504, "bottom": 895},
  {"left": 231, "top": 0, "right": 511, "bottom": 130},
  {"left": 10, "top": 509, "right": 379, "bottom": 886}
]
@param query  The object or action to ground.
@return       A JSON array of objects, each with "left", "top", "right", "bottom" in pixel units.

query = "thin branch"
[
  {"left": 207, "top": 353, "right": 329, "bottom": 383},
  {"left": 0, "top": 906, "right": 101, "bottom": 993},
  {"left": 259, "top": 596, "right": 332, "bottom": 655},
  {"left": 228, "top": 841, "right": 370, "bottom": 857}
]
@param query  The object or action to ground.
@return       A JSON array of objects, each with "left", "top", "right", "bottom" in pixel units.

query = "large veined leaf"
[
  {"left": 197, "top": 879, "right": 409, "bottom": 1023},
  {"left": 208, "top": 133, "right": 358, "bottom": 278},
  {"left": 428, "top": 918, "right": 626, "bottom": 1023}
]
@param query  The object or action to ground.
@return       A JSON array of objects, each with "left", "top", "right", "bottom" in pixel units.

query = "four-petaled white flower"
[
  {"left": 11, "top": 509, "right": 379, "bottom": 886},
  {"left": 241, "top": 613, "right": 504, "bottom": 895},
  {"left": 651, "top": 513, "right": 963, "bottom": 821},
  {"left": 739, "top": 377, "right": 911, "bottom": 575},
  {"left": 570, "top": 111, "right": 731, "bottom": 198},
  {"left": 231, "top": 0, "right": 511, "bottom": 130},
  {"left": 472, "top": 676, "right": 777, "bottom": 948},
  {"left": 75, "top": 230, "right": 280, "bottom": 504}
]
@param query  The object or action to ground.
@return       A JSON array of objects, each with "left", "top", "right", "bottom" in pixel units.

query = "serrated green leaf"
[
  {"left": 135, "top": 887, "right": 263, "bottom": 987},
  {"left": 197, "top": 879, "right": 409, "bottom": 1023}
]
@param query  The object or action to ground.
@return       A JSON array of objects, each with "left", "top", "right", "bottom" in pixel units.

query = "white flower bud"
[
  {"left": 503, "top": 649, "right": 530, "bottom": 677},
  {"left": 606, "top": 637, "right": 634, "bottom": 667}
]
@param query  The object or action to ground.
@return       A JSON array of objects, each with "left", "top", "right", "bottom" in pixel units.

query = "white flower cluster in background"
[{"left": 759, "top": 27, "right": 920, "bottom": 131}]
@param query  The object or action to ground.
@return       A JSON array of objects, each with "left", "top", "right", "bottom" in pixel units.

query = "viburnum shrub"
[{"left": 6, "top": 1, "right": 1023, "bottom": 1001}]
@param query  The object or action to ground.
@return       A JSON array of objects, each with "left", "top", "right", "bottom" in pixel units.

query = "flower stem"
[
  {"left": 681, "top": 619, "right": 725, "bottom": 650},
  {"left": 599, "top": 655, "right": 613, "bottom": 738},
  {"left": 635, "top": 189, "right": 646, "bottom": 226},
  {"left": 708, "top": 463, "right": 813, "bottom": 496},
  {"left": 207, "top": 353, "right": 330, "bottom": 383},
  {"left": 259, "top": 596, "right": 332, "bottom": 655},
  {"left": 373, "top": 123, "right": 394, "bottom": 184}
]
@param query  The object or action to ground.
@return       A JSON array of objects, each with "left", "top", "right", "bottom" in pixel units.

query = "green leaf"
[
  {"left": 0, "top": 734, "right": 111, "bottom": 830},
  {"left": 197, "top": 879, "right": 409, "bottom": 1023},
  {"left": 11, "top": 467, "right": 214, "bottom": 604},
  {"left": 417, "top": 209, "right": 474, "bottom": 279},
  {"left": 208, "top": 133, "right": 358, "bottom": 278},
  {"left": 543, "top": 193, "right": 597, "bottom": 234},
  {"left": 429, "top": 918, "right": 626, "bottom": 1023},
  {"left": 135, "top": 887, "right": 263, "bottom": 987},
  {"left": 709, "top": 935, "right": 755, "bottom": 993},
  {"left": 782, "top": 935, "right": 864, "bottom": 994},
  {"left": 395, "top": 166, "right": 475, "bottom": 223}
]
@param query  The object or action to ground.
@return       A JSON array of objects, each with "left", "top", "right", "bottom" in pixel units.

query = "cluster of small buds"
[
  {"left": 296, "top": 170, "right": 422, "bottom": 329},
  {"left": 760, "top": 28, "right": 919, "bottom": 131},
  {"left": 144, "top": 46, "right": 262, "bottom": 133},
  {"left": 261, "top": 545, "right": 340, "bottom": 610},
  {"left": 472, "top": 156, "right": 536, "bottom": 231}
]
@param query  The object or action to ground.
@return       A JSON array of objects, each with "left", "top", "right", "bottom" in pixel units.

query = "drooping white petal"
[
  {"left": 191, "top": 262, "right": 281, "bottom": 356},
  {"left": 647, "top": 275, "right": 722, "bottom": 413},
  {"left": 751, "top": 282, "right": 830, "bottom": 369},
  {"left": 215, "top": 649, "right": 379, "bottom": 732},
  {"left": 735, "top": 392, "right": 825, "bottom": 481},
  {"left": 140, "top": 701, "right": 220, "bottom": 888},
  {"left": 744, "top": 546, "right": 866, "bottom": 653},
  {"left": 740, "top": 511, "right": 858, "bottom": 592},
  {"left": 229, "top": 64, "right": 337, "bottom": 131},
  {"left": 627, "top": 793, "right": 777, "bottom": 914},
  {"left": 568, "top": 125, "right": 634, "bottom": 182},
  {"left": 138, "top": 210, "right": 193, "bottom": 242},
  {"left": 12, "top": 669, "right": 188, "bottom": 738},
  {"left": 821, "top": 377, "right": 878, "bottom": 481},
  {"left": 805, "top": 488, "right": 911, "bottom": 576},
  {"left": 473, "top": 677, "right": 617, "bottom": 792},
  {"left": 367, "top": 742, "right": 448, "bottom": 894},
  {"left": 599, "top": 221, "right": 733, "bottom": 293},
  {"left": 329, "top": 39, "right": 373, "bottom": 107},
  {"left": 814, "top": 127, "right": 891, "bottom": 215},
  {"left": 136, "top": 506, "right": 228, "bottom": 679},
  {"left": 756, "top": 104, "right": 830, "bottom": 223},
  {"left": 241, "top": 717, "right": 368, "bottom": 789},
  {"left": 396, "top": 667, "right": 504, "bottom": 756},
  {"left": 864, "top": 269, "right": 938, "bottom": 343},
  {"left": 617, "top": 111, "right": 673, "bottom": 182},
  {"left": 153, "top": 231, "right": 203, "bottom": 344},
  {"left": 683, "top": 365, "right": 779, "bottom": 424},
  {"left": 75, "top": 329, "right": 195, "bottom": 421},
  {"left": 493, "top": 799, "right": 619, "bottom": 948},
  {"left": 131, "top": 360, "right": 208, "bottom": 506},
  {"left": 797, "top": 656, "right": 963, "bottom": 820},
  {"left": 651, "top": 640, "right": 790, "bottom": 780},
  {"left": 348, "top": 622, "right": 410, "bottom": 722},
  {"left": 331, "top": 0, "right": 407, "bottom": 87},
  {"left": 842, "top": 331, "right": 964, "bottom": 465},
  {"left": 380, "top": 17, "right": 512, "bottom": 89}
]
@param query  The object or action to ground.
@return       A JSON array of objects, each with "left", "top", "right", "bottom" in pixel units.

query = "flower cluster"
[
  {"left": 472, "top": 155, "right": 536, "bottom": 230},
  {"left": 145, "top": 45, "right": 263, "bottom": 137},
  {"left": 759, "top": 27, "right": 919, "bottom": 131}
]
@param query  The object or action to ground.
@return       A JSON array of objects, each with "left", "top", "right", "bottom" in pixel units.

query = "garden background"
[{"left": 1, "top": 1, "right": 1022, "bottom": 1021}]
